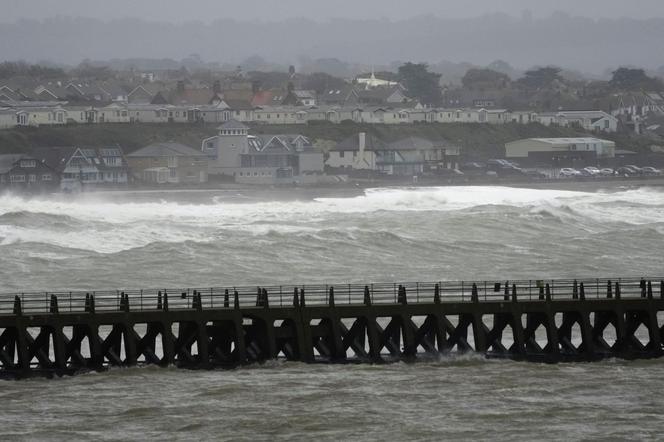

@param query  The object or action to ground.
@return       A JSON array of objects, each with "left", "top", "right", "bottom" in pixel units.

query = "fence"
[{"left": 0, "top": 277, "right": 663, "bottom": 315}]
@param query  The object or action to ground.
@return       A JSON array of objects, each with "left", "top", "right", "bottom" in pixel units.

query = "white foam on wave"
[{"left": 0, "top": 186, "right": 662, "bottom": 253}]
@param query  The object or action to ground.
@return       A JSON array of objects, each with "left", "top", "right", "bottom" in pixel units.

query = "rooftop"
[
  {"left": 529, "top": 137, "right": 614, "bottom": 144},
  {"left": 217, "top": 119, "right": 249, "bottom": 131}
]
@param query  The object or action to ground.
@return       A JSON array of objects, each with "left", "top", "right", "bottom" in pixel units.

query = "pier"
[{"left": 1, "top": 277, "right": 663, "bottom": 378}]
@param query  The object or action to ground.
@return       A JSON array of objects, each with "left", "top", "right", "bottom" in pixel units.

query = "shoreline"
[{"left": 3, "top": 175, "right": 663, "bottom": 201}]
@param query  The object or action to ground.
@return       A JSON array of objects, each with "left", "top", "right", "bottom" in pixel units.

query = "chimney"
[
  {"left": 213, "top": 80, "right": 221, "bottom": 94},
  {"left": 177, "top": 80, "right": 185, "bottom": 93},
  {"left": 358, "top": 132, "right": 366, "bottom": 157}
]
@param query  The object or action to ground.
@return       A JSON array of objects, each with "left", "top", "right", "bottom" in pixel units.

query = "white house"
[
  {"left": 16, "top": 106, "right": 67, "bottom": 126},
  {"left": 537, "top": 111, "right": 619, "bottom": 133},
  {"left": 0, "top": 109, "right": 17, "bottom": 129},
  {"left": 326, "top": 132, "right": 382, "bottom": 170}
]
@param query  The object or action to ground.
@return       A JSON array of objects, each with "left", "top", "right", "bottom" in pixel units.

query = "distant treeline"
[{"left": 0, "top": 61, "right": 65, "bottom": 80}]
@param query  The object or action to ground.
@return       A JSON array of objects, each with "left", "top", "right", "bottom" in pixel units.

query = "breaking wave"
[{"left": 0, "top": 186, "right": 662, "bottom": 254}]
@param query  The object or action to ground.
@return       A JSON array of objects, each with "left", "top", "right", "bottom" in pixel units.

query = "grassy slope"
[{"left": 0, "top": 121, "right": 637, "bottom": 160}]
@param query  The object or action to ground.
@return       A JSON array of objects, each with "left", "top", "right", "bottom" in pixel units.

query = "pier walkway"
[{"left": 1, "top": 277, "right": 663, "bottom": 378}]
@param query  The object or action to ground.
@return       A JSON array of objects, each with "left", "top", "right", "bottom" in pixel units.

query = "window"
[
  {"left": 42, "top": 174, "right": 52, "bottom": 181},
  {"left": 20, "top": 160, "right": 36, "bottom": 168},
  {"left": 169, "top": 169, "right": 177, "bottom": 179},
  {"left": 28, "top": 174, "right": 36, "bottom": 182},
  {"left": 10, "top": 175, "right": 26, "bottom": 182},
  {"left": 339, "top": 151, "right": 345, "bottom": 158}
]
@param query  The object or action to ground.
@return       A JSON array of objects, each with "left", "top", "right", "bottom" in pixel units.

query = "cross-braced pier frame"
[{"left": 0, "top": 278, "right": 663, "bottom": 378}]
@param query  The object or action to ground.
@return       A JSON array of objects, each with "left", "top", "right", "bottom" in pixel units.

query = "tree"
[
  {"left": 0, "top": 61, "right": 65, "bottom": 79},
  {"left": 516, "top": 66, "right": 563, "bottom": 90},
  {"left": 461, "top": 68, "right": 511, "bottom": 90},
  {"left": 247, "top": 71, "right": 291, "bottom": 89},
  {"left": 397, "top": 62, "right": 442, "bottom": 105},
  {"left": 72, "top": 60, "right": 114, "bottom": 80},
  {"left": 610, "top": 67, "right": 663, "bottom": 91},
  {"left": 302, "top": 72, "right": 347, "bottom": 94}
]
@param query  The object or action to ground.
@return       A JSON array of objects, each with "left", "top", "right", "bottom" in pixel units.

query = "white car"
[
  {"left": 559, "top": 168, "right": 582, "bottom": 178},
  {"left": 600, "top": 168, "right": 614, "bottom": 176},
  {"left": 582, "top": 167, "right": 601, "bottom": 176},
  {"left": 641, "top": 166, "right": 662, "bottom": 176}
]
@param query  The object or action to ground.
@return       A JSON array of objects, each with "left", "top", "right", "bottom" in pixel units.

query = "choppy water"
[{"left": 1, "top": 185, "right": 664, "bottom": 440}]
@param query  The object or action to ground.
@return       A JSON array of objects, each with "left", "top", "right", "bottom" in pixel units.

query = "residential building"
[
  {"left": 326, "top": 133, "right": 384, "bottom": 170},
  {"left": 327, "top": 133, "right": 460, "bottom": 176},
  {"left": 319, "top": 86, "right": 359, "bottom": 106},
  {"left": 536, "top": 111, "right": 619, "bottom": 133},
  {"left": 32, "top": 146, "right": 130, "bottom": 192},
  {"left": 357, "top": 86, "right": 410, "bottom": 106},
  {"left": 0, "top": 154, "right": 26, "bottom": 187},
  {"left": 282, "top": 90, "right": 317, "bottom": 106},
  {"left": 15, "top": 105, "right": 68, "bottom": 126},
  {"left": 202, "top": 120, "right": 324, "bottom": 184},
  {"left": 0, "top": 109, "right": 17, "bottom": 129},
  {"left": 127, "top": 84, "right": 164, "bottom": 104},
  {"left": 0, "top": 155, "right": 60, "bottom": 192},
  {"left": 126, "top": 142, "right": 208, "bottom": 184},
  {"left": 384, "top": 137, "right": 460, "bottom": 175}
]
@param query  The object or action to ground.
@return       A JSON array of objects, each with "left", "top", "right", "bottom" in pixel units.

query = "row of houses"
[
  {"left": 0, "top": 100, "right": 620, "bottom": 132},
  {"left": 0, "top": 120, "right": 468, "bottom": 192}
]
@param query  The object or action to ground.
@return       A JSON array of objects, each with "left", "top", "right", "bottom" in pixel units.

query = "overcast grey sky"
[{"left": 3, "top": 0, "right": 664, "bottom": 22}]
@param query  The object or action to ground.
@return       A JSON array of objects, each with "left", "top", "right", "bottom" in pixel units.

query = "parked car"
[
  {"left": 524, "top": 170, "right": 547, "bottom": 179},
  {"left": 582, "top": 167, "right": 601, "bottom": 176},
  {"left": 461, "top": 162, "right": 485, "bottom": 171},
  {"left": 615, "top": 166, "right": 639, "bottom": 176},
  {"left": 487, "top": 159, "right": 518, "bottom": 168},
  {"left": 494, "top": 165, "right": 527, "bottom": 177},
  {"left": 641, "top": 166, "right": 662, "bottom": 176},
  {"left": 600, "top": 168, "right": 614, "bottom": 176},
  {"left": 624, "top": 165, "right": 643, "bottom": 175},
  {"left": 559, "top": 168, "right": 582, "bottom": 178}
]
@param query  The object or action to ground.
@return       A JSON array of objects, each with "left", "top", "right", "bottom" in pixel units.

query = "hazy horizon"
[
  {"left": 2, "top": 1, "right": 664, "bottom": 75},
  {"left": 2, "top": 0, "right": 664, "bottom": 23}
]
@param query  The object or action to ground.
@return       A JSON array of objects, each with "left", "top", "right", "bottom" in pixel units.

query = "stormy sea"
[{"left": 1, "top": 184, "right": 664, "bottom": 440}]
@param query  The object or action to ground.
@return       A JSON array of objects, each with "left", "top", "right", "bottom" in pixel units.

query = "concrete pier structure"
[{"left": 0, "top": 278, "right": 663, "bottom": 378}]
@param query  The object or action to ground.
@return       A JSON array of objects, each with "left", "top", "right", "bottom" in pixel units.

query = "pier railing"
[{"left": 1, "top": 277, "right": 663, "bottom": 315}]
